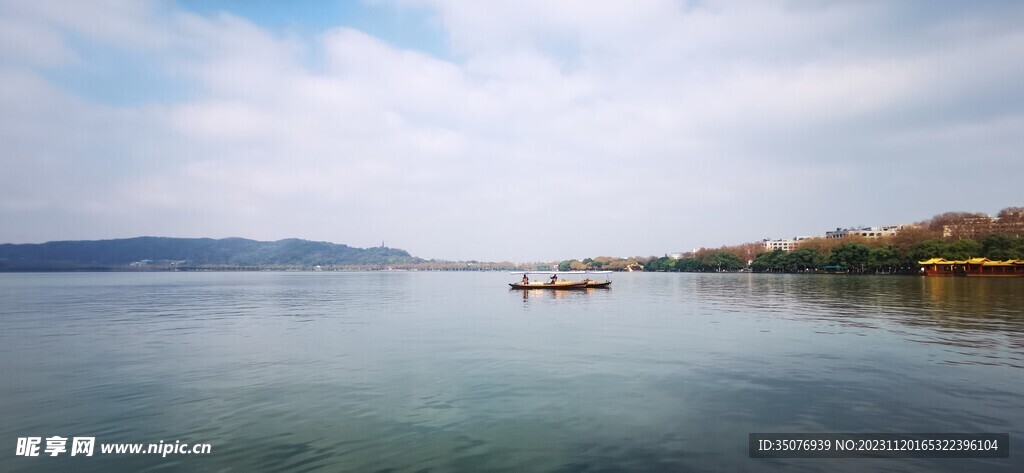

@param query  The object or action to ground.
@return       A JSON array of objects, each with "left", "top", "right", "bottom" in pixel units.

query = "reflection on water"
[
  {"left": 0, "top": 272, "right": 1021, "bottom": 472},
  {"left": 517, "top": 287, "right": 613, "bottom": 304},
  {"left": 687, "top": 274, "right": 1024, "bottom": 365}
]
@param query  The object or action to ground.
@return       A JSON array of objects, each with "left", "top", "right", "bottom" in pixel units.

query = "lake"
[{"left": 1, "top": 272, "right": 1021, "bottom": 472}]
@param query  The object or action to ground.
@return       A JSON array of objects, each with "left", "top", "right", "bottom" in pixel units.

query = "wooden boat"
[
  {"left": 509, "top": 271, "right": 613, "bottom": 289},
  {"left": 918, "top": 257, "right": 1024, "bottom": 277}
]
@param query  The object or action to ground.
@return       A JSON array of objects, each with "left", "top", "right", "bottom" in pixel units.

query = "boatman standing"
[{"left": 522, "top": 274, "right": 529, "bottom": 284}]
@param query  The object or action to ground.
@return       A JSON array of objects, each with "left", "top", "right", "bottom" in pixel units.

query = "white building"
[
  {"left": 762, "top": 236, "right": 815, "bottom": 252},
  {"left": 825, "top": 225, "right": 905, "bottom": 239}
]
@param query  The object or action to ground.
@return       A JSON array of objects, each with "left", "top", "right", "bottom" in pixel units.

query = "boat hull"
[{"left": 509, "top": 281, "right": 611, "bottom": 290}]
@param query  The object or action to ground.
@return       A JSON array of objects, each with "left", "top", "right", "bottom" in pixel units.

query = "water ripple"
[{"left": 0, "top": 272, "right": 1021, "bottom": 472}]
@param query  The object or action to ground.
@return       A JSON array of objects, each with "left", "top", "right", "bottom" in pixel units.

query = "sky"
[{"left": 1, "top": 0, "right": 1023, "bottom": 262}]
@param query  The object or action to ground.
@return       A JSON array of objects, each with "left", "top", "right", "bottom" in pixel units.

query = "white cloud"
[{"left": 1, "top": 0, "right": 1023, "bottom": 260}]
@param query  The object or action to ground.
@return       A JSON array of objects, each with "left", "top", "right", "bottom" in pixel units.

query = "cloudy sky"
[{"left": 1, "top": 1, "right": 1022, "bottom": 261}]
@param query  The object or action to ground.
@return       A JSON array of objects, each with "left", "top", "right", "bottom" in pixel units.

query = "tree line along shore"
[
  {"left": 581, "top": 207, "right": 1024, "bottom": 274},
  {"left": 1, "top": 208, "right": 1020, "bottom": 273}
]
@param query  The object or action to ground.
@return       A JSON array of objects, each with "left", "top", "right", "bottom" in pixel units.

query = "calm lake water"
[{"left": 1, "top": 272, "right": 1021, "bottom": 472}]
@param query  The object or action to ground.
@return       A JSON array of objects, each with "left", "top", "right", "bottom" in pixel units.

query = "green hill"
[{"left": 0, "top": 237, "right": 415, "bottom": 270}]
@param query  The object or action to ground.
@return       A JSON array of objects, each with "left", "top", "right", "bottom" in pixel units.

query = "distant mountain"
[{"left": 0, "top": 237, "right": 415, "bottom": 270}]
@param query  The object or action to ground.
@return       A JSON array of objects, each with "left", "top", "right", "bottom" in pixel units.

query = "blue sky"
[
  {"left": 179, "top": 0, "right": 449, "bottom": 57},
  {"left": 40, "top": 0, "right": 450, "bottom": 105},
  {"left": 1, "top": 1, "right": 1023, "bottom": 261}
]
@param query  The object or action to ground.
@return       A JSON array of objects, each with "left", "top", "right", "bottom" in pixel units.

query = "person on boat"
[
  {"left": 549, "top": 274, "right": 558, "bottom": 284},
  {"left": 522, "top": 274, "right": 529, "bottom": 284}
]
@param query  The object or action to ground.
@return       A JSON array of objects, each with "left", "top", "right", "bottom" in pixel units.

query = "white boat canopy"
[{"left": 508, "top": 271, "right": 612, "bottom": 274}]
